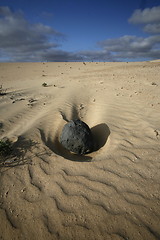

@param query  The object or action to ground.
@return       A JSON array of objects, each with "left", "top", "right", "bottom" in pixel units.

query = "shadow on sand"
[
  {"left": 0, "top": 136, "right": 37, "bottom": 170},
  {"left": 91, "top": 123, "right": 110, "bottom": 151}
]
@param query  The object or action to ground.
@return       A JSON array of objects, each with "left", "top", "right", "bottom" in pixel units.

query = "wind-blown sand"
[{"left": 0, "top": 61, "right": 160, "bottom": 240}]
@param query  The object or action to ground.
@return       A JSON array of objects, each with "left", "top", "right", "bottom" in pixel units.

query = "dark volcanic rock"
[{"left": 60, "top": 119, "right": 93, "bottom": 155}]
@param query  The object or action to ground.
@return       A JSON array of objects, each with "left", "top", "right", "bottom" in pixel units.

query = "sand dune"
[{"left": 0, "top": 61, "right": 160, "bottom": 240}]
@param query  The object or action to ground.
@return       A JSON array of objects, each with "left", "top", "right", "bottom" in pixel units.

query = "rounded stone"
[{"left": 60, "top": 119, "right": 93, "bottom": 155}]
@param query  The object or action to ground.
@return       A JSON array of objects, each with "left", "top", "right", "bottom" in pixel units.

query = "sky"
[{"left": 0, "top": 0, "right": 160, "bottom": 62}]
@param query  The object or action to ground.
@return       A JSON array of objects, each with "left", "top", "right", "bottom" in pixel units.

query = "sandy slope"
[{"left": 0, "top": 61, "right": 160, "bottom": 240}]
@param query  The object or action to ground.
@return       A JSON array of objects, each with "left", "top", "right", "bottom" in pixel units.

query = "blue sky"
[{"left": 0, "top": 0, "right": 160, "bottom": 62}]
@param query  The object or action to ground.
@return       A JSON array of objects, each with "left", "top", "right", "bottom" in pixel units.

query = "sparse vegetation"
[
  {"left": 0, "top": 139, "right": 13, "bottom": 157},
  {"left": 42, "top": 82, "right": 48, "bottom": 87},
  {"left": 151, "top": 82, "right": 157, "bottom": 86},
  {"left": 0, "top": 137, "right": 37, "bottom": 167},
  {"left": 0, "top": 85, "right": 7, "bottom": 96}
]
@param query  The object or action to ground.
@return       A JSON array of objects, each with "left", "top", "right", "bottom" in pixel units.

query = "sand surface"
[{"left": 0, "top": 61, "right": 160, "bottom": 240}]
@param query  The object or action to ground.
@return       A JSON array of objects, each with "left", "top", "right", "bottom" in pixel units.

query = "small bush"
[
  {"left": 0, "top": 139, "right": 13, "bottom": 156},
  {"left": 42, "top": 82, "right": 48, "bottom": 87},
  {"left": 0, "top": 85, "right": 6, "bottom": 96}
]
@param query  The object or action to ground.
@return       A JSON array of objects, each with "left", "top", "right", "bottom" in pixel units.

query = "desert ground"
[{"left": 0, "top": 61, "right": 160, "bottom": 240}]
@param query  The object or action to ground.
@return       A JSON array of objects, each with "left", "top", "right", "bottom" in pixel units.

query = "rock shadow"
[{"left": 91, "top": 123, "right": 110, "bottom": 151}]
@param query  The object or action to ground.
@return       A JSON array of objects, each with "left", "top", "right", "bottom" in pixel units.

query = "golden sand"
[{"left": 0, "top": 61, "right": 160, "bottom": 240}]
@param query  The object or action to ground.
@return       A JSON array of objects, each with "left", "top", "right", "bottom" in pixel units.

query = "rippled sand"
[{"left": 0, "top": 61, "right": 160, "bottom": 240}]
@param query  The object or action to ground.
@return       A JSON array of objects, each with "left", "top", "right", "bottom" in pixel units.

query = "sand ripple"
[{"left": 0, "top": 62, "right": 160, "bottom": 240}]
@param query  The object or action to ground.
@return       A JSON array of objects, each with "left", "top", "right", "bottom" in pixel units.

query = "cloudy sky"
[{"left": 0, "top": 0, "right": 160, "bottom": 62}]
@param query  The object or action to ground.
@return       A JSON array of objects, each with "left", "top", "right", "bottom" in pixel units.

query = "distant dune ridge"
[{"left": 0, "top": 61, "right": 160, "bottom": 240}]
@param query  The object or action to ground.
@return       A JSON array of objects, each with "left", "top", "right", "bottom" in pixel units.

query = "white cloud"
[
  {"left": 0, "top": 6, "right": 11, "bottom": 16},
  {"left": 98, "top": 35, "right": 160, "bottom": 60},
  {"left": 0, "top": 6, "right": 160, "bottom": 62},
  {"left": 0, "top": 6, "right": 69, "bottom": 62},
  {"left": 94, "top": 6, "right": 160, "bottom": 61},
  {"left": 143, "top": 23, "right": 160, "bottom": 34},
  {"left": 77, "top": 50, "right": 114, "bottom": 61},
  {"left": 72, "top": 6, "right": 159, "bottom": 62},
  {"left": 128, "top": 6, "right": 160, "bottom": 37},
  {"left": 129, "top": 6, "right": 160, "bottom": 24},
  {"left": 42, "top": 50, "right": 83, "bottom": 62}
]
